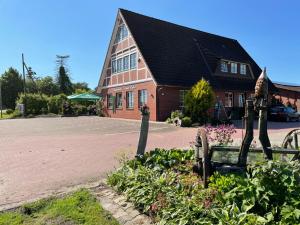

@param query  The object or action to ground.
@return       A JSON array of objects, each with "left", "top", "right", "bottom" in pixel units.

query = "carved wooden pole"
[
  {"left": 238, "top": 99, "right": 254, "bottom": 166},
  {"left": 136, "top": 105, "right": 150, "bottom": 157},
  {"left": 255, "top": 68, "right": 272, "bottom": 160}
]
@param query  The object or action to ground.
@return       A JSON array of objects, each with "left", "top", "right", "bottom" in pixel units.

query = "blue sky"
[{"left": 1, "top": 0, "right": 299, "bottom": 88}]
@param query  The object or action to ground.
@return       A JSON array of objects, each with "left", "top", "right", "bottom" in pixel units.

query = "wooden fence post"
[
  {"left": 238, "top": 100, "right": 254, "bottom": 166},
  {"left": 258, "top": 99, "right": 272, "bottom": 160},
  {"left": 136, "top": 105, "right": 150, "bottom": 157}
]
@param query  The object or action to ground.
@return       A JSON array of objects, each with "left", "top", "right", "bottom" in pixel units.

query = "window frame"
[
  {"left": 116, "top": 92, "right": 123, "bottom": 109},
  {"left": 179, "top": 90, "right": 188, "bottom": 109},
  {"left": 238, "top": 93, "right": 245, "bottom": 107},
  {"left": 224, "top": 92, "right": 234, "bottom": 107},
  {"left": 240, "top": 64, "right": 247, "bottom": 75},
  {"left": 107, "top": 94, "right": 114, "bottom": 109},
  {"left": 123, "top": 55, "right": 129, "bottom": 71},
  {"left": 138, "top": 89, "right": 148, "bottom": 107},
  {"left": 231, "top": 62, "right": 238, "bottom": 74},
  {"left": 126, "top": 91, "right": 134, "bottom": 109},
  {"left": 221, "top": 61, "right": 228, "bottom": 72},
  {"left": 130, "top": 52, "right": 137, "bottom": 69}
]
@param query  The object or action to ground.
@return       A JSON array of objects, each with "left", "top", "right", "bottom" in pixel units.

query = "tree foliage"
[
  {"left": 56, "top": 66, "right": 73, "bottom": 95},
  {"left": 184, "top": 78, "right": 215, "bottom": 122},
  {"left": 0, "top": 67, "right": 23, "bottom": 109},
  {"left": 72, "top": 82, "right": 90, "bottom": 92}
]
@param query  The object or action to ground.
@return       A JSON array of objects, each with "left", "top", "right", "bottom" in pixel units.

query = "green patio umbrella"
[{"left": 67, "top": 93, "right": 101, "bottom": 102}]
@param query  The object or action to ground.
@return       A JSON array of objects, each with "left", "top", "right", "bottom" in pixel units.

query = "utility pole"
[{"left": 22, "top": 53, "right": 26, "bottom": 116}]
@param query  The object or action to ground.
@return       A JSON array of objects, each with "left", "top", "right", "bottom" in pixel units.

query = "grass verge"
[{"left": 0, "top": 189, "right": 120, "bottom": 225}]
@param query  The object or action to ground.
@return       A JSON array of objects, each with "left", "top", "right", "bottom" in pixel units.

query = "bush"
[
  {"left": 5, "top": 109, "right": 13, "bottom": 114},
  {"left": 184, "top": 79, "right": 215, "bottom": 123},
  {"left": 17, "top": 93, "right": 48, "bottom": 115},
  {"left": 181, "top": 116, "right": 192, "bottom": 127},
  {"left": 10, "top": 109, "right": 22, "bottom": 118},
  {"left": 166, "top": 110, "right": 184, "bottom": 124},
  {"left": 74, "top": 104, "right": 88, "bottom": 115},
  {"left": 47, "top": 94, "right": 67, "bottom": 114}
]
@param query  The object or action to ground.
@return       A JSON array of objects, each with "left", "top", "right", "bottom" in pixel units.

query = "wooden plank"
[{"left": 210, "top": 146, "right": 299, "bottom": 154}]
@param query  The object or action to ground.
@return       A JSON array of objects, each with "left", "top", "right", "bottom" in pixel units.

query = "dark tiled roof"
[
  {"left": 120, "top": 9, "right": 276, "bottom": 91},
  {"left": 274, "top": 83, "right": 300, "bottom": 92}
]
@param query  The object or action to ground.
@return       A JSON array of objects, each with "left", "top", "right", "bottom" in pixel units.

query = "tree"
[
  {"left": 184, "top": 78, "right": 215, "bottom": 122},
  {"left": 37, "top": 76, "right": 60, "bottom": 96},
  {"left": 72, "top": 82, "right": 90, "bottom": 92},
  {"left": 56, "top": 65, "right": 73, "bottom": 95},
  {"left": 0, "top": 68, "right": 23, "bottom": 109}
]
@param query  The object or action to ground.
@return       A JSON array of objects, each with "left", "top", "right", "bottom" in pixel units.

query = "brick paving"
[
  {"left": 92, "top": 183, "right": 152, "bottom": 225},
  {"left": 0, "top": 116, "right": 299, "bottom": 209}
]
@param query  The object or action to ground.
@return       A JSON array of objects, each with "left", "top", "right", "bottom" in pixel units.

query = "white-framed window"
[
  {"left": 179, "top": 90, "right": 188, "bottom": 109},
  {"left": 238, "top": 93, "right": 245, "bottom": 107},
  {"left": 111, "top": 59, "right": 117, "bottom": 74},
  {"left": 138, "top": 89, "right": 148, "bottom": 107},
  {"left": 116, "top": 58, "right": 123, "bottom": 73},
  {"left": 126, "top": 91, "right": 134, "bottom": 109},
  {"left": 107, "top": 94, "right": 114, "bottom": 109},
  {"left": 123, "top": 55, "right": 129, "bottom": 71},
  {"left": 221, "top": 60, "right": 228, "bottom": 72},
  {"left": 231, "top": 62, "right": 237, "bottom": 74},
  {"left": 225, "top": 92, "right": 233, "bottom": 107},
  {"left": 130, "top": 52, "right": 137, "bottom": 69},
  {"left": 240, "top": 64, "right": 246, "bottom": 75},
  {"left": 114, "top": 24, "right": 128, "bottom": 44},
  {"left": 116, "top": 92, "right": 122, "bottom": 109},
  {"left": 111, "top": 51, "right": 137, "bottom": 75}
]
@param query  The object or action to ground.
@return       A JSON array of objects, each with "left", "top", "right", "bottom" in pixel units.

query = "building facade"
[
  {"left": 97, "top": 9, "right": 276, "bottom": 121},
  {"left": 273, "top": 83, "right": 300, "bottom": 111}
]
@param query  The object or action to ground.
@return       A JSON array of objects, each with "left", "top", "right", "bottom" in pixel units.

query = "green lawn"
[{"left": 0, "top": 189, "right": 120, "bottom": 225}]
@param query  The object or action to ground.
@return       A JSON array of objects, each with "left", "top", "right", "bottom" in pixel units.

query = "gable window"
[
  {"left": 231, "top": 63, "right": 237, "bottom": 74},
  {"left": 116, "top": 58, "right": 123, "bottom": 73},
  {"left": 221, "top": 61, "right": 228, "bottom": 72},
  {"left": 225, "top": 92, "right": 233, "bottom": 107},
  {"left": 114, "top": 24, "right": 128, "bottom": 44},
  {"left": 107, "top": 94, "right": 114, "bottom": 109},
  {"left": 138, "top": 89, "right": 148, "bottom": 107},
  {"left": 123, "top": 55, "right": 129, "bottom": 71},
  {"left": 116, "top": 92, "right": 123, "bottom": 109},
  {"left": 126, "top": 91, "right": 134, "bottom": 109},
  {"left": 130, "top": 52, "right": 137, "bottom": 69},
  {"left": 240, "top": 64, "right": 247, "bottom": 75},
  {"left": 179, "top": 90, "right": 188, "bottom": 109}
]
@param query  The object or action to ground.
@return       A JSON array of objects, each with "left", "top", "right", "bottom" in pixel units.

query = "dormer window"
[
  {"left": 231, "top": 62, "right": 237, "bottom": 74},
  {"left": 115, "top": 24, "right": 128, "bottom": 43},
  {"left": 221, "top": 61, "right": 228, "bottom": 72},
  {"left": 240, "top": 64, "right": 247, "bottom": 75}
]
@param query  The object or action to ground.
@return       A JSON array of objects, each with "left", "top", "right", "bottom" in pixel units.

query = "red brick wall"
[{"left": 101, "top": 81, "right": 157, "bottom": 121}]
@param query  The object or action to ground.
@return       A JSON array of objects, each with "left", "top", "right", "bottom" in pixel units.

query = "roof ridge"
[{"left": 119, "top": 8, "right": 237, "bottom": 42}]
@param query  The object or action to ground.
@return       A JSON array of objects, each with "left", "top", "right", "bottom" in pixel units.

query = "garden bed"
[
  {"left": 0, "top": 189, "right": 120, "bottom": 225},
  {"left": 108, "top": 148, "right": 300, "bottom": 225}
]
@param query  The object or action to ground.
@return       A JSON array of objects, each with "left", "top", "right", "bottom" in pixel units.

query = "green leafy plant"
[
  {"left": 181, "top": 116, "right": 192, "bottom": 127},
  {"left": 108, "top": 148, "right": 300, "bottom": 225},
  {"left": 184, "top": 79, "right": 215, "bottom": 123}
]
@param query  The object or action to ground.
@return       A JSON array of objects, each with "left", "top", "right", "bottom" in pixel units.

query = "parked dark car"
[{"left": 269, "top": 106, "right": 300, "bottom": 122}]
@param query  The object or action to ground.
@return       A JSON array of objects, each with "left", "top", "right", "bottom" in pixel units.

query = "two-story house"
[{"left": 97, "top": 9, "right": 276, "bottom": 121}]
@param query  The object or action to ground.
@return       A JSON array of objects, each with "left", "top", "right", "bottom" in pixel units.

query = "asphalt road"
[{"left": 0, "top": 116, "right": 299, "bottom": 208}]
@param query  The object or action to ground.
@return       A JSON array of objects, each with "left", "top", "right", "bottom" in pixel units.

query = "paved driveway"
[{"left": 0, "top": 117, "right": 299, "bottom": 208}]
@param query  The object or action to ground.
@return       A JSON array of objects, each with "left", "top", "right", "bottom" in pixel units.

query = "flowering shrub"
[{"left": 205, "top": 124, "right": 237, "bottom": 145}]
